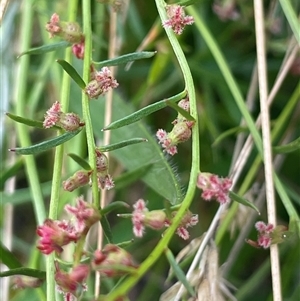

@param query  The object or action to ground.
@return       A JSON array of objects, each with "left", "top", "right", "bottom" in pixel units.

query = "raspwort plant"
[{"left": 1, "top": 1, "right": 299, "bottom": 301}]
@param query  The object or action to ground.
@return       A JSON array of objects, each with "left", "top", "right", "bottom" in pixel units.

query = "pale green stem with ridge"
[
  {"left": 46, "top": 1, "right": 79, "bottom": 300},
  {"left": 104, "top": 0, "right": 200, "bottom": 299}
]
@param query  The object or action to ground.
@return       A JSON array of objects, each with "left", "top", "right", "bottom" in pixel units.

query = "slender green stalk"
[
  {"left": 15, "top": 1, "right": 46, "bottom": 226},
  {"left": 82, "top": 0, "right": 99, "bottom": 208},
  {"left": 104, "top": 1, "right": 200, "bottom": 299},
  {"left": 46, "top": 1, "right": 79, "bottom": 300}
]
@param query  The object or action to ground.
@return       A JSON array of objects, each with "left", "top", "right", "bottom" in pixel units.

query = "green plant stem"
[
  {"left": 82, "top": 0, "right": 99, "bottom": 208},
  {"left": 104, "top": 1, "right": 200, "bottom": 299},
  {"left": 46, "top": 1, "right": 79, "bottom": 300},
  {"left": 15, "top": 0, "right": 46, "bottom": 226}
]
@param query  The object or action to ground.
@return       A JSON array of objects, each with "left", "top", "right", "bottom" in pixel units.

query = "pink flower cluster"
[
  {"left": 197, "top": 172, "right": 232, "bottom": 204},
  {"left": 130, "top": 199, "right": 198, "bottom": 240},
  {"left": 85, "top": 67, "right": 119, "bottom": 99},
  {"left": 43, "top": 101, "right": 83, "bottom": 131},
  {"left": 255, "top": 221, "right": 274, "bottom": 249},
  {"left": 163, "top": 5, "right": 194, "bottom": 35},
  {"left": 36, "top": 197, "right": 100, "bottom": 255},
  {"left": 156, "top": 97, "right": 194, "bottom": 155}
]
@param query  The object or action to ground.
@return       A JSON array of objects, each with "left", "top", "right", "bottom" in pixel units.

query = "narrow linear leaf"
[
  {"left": 103, "top": 90, "right": 187, "bottom": 131},
  {"left": 213, "top": 126, "right": 248, "bottom": 146},
  {"left": 67, "top": 153, "right": 92, "bottom": 170},
  {"left": 229, "top": 191, "right": 260, "bottom": 214},
  {"left": 0, "top": 243, "right": 23, "bottom": 269},
  {"left": 97, "top": 138, "right": 148, "bottom": 152},
  {"left": 9, "top": 128, "right": 82, "bottom": 155},
  {"left": 0, "top": 157, "right": 23, "bottom": 189},
  {"left": 273, "top": 137, "right": 300, "bottom": 154},
  {"left": 93, "top": 51, "right": 156, "bottom": 68},
  {"left": 0, "top": 267, "right": 46, "bottom": 279},
  {"left": 177, "top": 0, "right": 201, "bottom": 6},
  {"left": 114, "top": 164, "right": 152, "bottom": 189},
  {"left": 101, "top": 201, "right": 130, "bottom": 215},
  {"left": 165, "top": 248, "right": 196, "bottom": 297},
  {"left": 116, "top": 240, "right": 134, "bottom": 248},
  {"left": 165, "top": 100, "right": 195, "bottom": 121},
  {"left": 56, "top": 59, "right": 86, "bottom": 89},
  {"left": 17, "top": 41, "right": 71, "bottom": 58},
  {"left": 6, "top": 112, "right": 49, "bottom": 129},
  {"left": 101, "top": 216, "right": 113, "bottom": 243}
]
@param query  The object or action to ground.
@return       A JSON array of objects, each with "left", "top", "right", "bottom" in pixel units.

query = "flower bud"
[
  {"left": 95, "top": 150, "right": 108, "bottom": 172},
  {"left": 169, "top": 121, "right": 192, "bottom": 144},
  {"left": 58, "top": 112, "right": 83, "bottom": 131},
  {"left": 63, "top": 170, "right": 92, "bottom": 192},
  {"left": 92, "top": 244, "right": 137, "bottom": 277},
  {"left": 85, "top": 79, "right": 103, "bottom": 99},
  {"left": 143, "top": 210, "right": 167, "bottom": 230}
]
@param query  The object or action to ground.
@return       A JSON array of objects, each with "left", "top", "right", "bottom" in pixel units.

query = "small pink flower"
[
  {"left": 85, "top": 67, "right": 118, "bottom": 99},
  {"left": 197, "top": 173, "right": 232, "bottom": 204},
  {"left": 45, "top": 13, "right": 61, "bottom": 38},
  {"left": 255, "top": 221, "right": 274, "bottom": 249},
  {"left": 95, "top": 150, "right": 109, "bottom": 172},
  {"left": 131, "top": 199, "right": 166, "bottom": 237},
  {"left": 97, "top": 173, "right": 115, "bottom": 190},
  {"left": 65, "top": 196, "right": 100, "bottom": 233},
  {"left": 55, "top": 262, "right": 89, "bottom": 299},
  {"left": 163, "top": 5, "right": 194, "bottom": 35},
  {"left": 43, "top": 101, "right": 84, "bottom": 131},
  {"left": 36, "top": 219, "right": 78, "bottom": 254},
  {"left": 165, "top": 211, "right": 198, "bottom": 240}
]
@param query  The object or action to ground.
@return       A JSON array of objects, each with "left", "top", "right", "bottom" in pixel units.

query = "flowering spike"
[
  {"left": 197, "top": 172, "right": 232, "bottom": 204},
  {"left": 163, "top": 5, "right": 194, "bottom": 35},
  {"left": 85, "top": 67, "right": 118, "bottom": 99}
]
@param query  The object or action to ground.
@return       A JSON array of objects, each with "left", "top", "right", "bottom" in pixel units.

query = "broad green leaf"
[
  {"left": 67, "top": 153, "right": 92, "bottom": 170},
  {"left": 229, "top": 191, "right": 260, "bottom": 214},
  {"left": 114, "top": 164, "right": 152, "bottom": 189},
  {"left": 70, "top": 93, "right": 183, "bottom": 204},
  {"left": 0, "top": 243, "right": 23, "bottom": 269},
  {"left": 103, "top": 90, "right": 186, "bottom": 131},
  {"left": 9, "top": 128, "right": 82, "bottom": 155},
  {"left": 165, "top": 248, "right": 195, "bottom": 297},
  {"left": 98, "top": 138, "right": 148, "bottom": 152},
  {"left": 273, "top": 137, "right": 300, "bottom": 154},
  {"left": 56, "top": 59, "right": 86, "bottom": 89},
  {"left": 0, "top": 267, "right": 46, "bottom": 279},
  {"left": 17, "top": 41, "right": 71, "bottom": 58},
  {"left": 93, "top": 51, "right": 156, "bottom": 68}
]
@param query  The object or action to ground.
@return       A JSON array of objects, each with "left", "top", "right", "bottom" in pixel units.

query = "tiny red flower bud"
[
  {"left": 63, "top": 170, "right": 92, "bottom": 192},
  {"left": 58, "top": 112, "right": 83, "bottom": 131},
  {"left": 72, "top": 39, "right": 85, "bottom": 59},
  {"left": 169, "top": 121, "right": 192, "bottom": 144},
  {"left": 95, "top": 150, "right": 109, "bottom": 172},
  {"left": 92, "top": 244, "right": 137, "bottom": 277}
]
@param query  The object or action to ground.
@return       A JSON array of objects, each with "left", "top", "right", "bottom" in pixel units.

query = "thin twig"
[{"left": 254, "top": 1, "right": 281, "bottom": 300}]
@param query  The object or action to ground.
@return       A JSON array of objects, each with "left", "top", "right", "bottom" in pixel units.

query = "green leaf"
[
  {"left": 103, "top": 90, "right": 187, "bottom": 131},
  {"left": 213, "top": 126, "right": 248, "bottom": 146},
  {"left": 56, "top": 59, "right": 86, "bottom": 89},
  {"left": 114, "top": 164, "right": 152, "bottom": 189},
  {"left": 101, "top": 201, "right": 130, "bottom": 215},
  {"left": 9, "top": 128, "right": 82, "bottom": 155},
  {"left": 273, "top": 137, "right": 300, "bottom": 154},
  {"left": 229, "top": 191, "right": 260, "bottom": 214},
  {"left": 6, "top": 113, "right": 46, "bottom": 129},
  {"left": 17, "top": 41, "right": 71, "bottom": 58},
  {"left": 101, "top": 216, "right": 113, "bottom": 243},
  {"left": 0, "top": 243, "right": 23, "bottom": 269},
  {"left": 67, "top": 153, "right": 92, "bottom": 170},
  {"left": 0, "top": 267, "right": 46, "bottom": 279},
  {"left": 93, "top": 51, "right": 156, "bottom": 68},
  {"left": 70, "top": 93, "right": 183, "bottom": 204},
  {"left": 98, "top": 138, "right": 148, "bottom": 152},
  {"left": 0, "top": 157, "right": 23, "bottom": 190},
  {"left": 165, "top": 100, "right": 195, "bottom": 121},
  {"left": 165, "top": 248, "right": 195, "bottom": 297}
]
